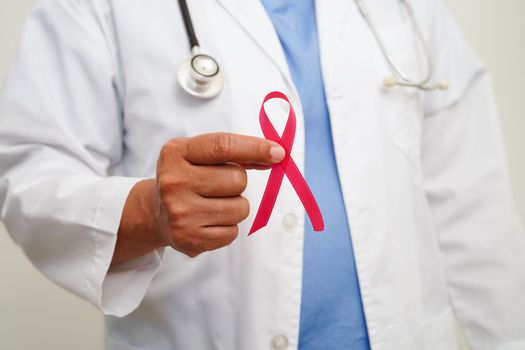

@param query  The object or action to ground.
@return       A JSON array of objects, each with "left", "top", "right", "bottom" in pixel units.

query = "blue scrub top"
[{"left": 260, "top": 1, "right": 371, "bottom": 349}]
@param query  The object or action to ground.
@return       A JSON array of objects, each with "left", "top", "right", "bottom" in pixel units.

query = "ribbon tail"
[
  {"left": 285, "top": 159, "right": 325, "bottom": 232},
  {"left": 248, "top": 165, "right": 286, "bottom": 235}
]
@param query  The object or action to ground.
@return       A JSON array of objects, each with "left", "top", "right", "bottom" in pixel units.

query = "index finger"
[{"left": 185, "top": 132, "right": 285, "bottom": 165}]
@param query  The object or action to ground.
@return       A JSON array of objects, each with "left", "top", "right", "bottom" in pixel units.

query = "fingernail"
[{"left": 270, "top": 145, "right": 285, "bottom": 162}]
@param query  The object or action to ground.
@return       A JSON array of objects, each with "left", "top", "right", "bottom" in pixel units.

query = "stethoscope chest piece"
[{"left": 177, "top": 53, "right": 223, "bottom": 99}]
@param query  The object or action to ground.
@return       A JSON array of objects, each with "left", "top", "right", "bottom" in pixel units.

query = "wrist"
[
  {"left": 113, "top": 179, "right": 167, "bottom": 266},
  {"left": 135, "top": 178, "right": 167, "bottom": 249}
]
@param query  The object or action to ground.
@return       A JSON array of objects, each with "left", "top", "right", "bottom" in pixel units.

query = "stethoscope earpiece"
[
  {"left": 383, "top": 76, "right": 397, "bottom": 88},
  {"left": 438, "top": 80, "right": 450, "bottom": 90},
  {"left": 383, "top": 76, "right": 450, "bottom": 91}
]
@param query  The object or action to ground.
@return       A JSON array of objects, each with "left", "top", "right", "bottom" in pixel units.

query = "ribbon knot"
[{"left": 249, "top": 91, "right": 325, "bottom": 235}]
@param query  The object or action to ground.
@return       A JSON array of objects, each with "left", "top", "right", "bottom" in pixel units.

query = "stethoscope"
[
  {"left": 355, "top": 0, "right": 449, "bottom": 91},
  {"left": 176, "top": 0, "right": 449, "bottom": 100},
  {"left": 176, "top": 0, "right": 223, "bottom": 98}
]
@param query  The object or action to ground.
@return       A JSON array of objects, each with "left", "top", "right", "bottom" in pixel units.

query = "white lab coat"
[{"left": 1, "top": 0, "right": 524, "bottom": 349}]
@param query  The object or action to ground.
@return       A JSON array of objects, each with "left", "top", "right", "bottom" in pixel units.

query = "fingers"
[
  {"left": 241, "top": 163, "right": 273, "bottom": 170},
  {"left": 185, "top": 196, "right": 250, "bottom": 226},
  {"left": 179, "top": 226, "right": 240, "bottom": 258},
  {"left": 190, "top": 163, "right": 247, "bottom": 197},
  {"left": 184, "top": 132, "right": 285, "bottom": 165},
  {"left": 169, "top": 161, "right": 272, "bottom": 198},
  {"left": 156, "top": 133, "right": 271, "bottom": 258},
  {"left": 162, "top": 191, "right": 249, "bottom": 227}
]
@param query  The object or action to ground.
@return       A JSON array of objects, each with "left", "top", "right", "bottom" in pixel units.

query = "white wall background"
[{"left": 0, "top": 0, "right": 523, "bottom": 349}]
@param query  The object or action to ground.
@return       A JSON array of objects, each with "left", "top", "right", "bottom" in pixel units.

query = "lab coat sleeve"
[
  {"left": 0, "top": 0, "right": 164, "bottom": 317},
  {"left": 422, "top": 2, "right": 525, "bottom": 349}
]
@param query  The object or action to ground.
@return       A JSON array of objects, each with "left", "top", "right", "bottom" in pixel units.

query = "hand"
[{"left": 113, "top": 132, "right": 285, "bottom": 264}]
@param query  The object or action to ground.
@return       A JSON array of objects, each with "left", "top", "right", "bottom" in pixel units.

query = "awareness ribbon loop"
[{"left": 249, "top": 91, "right": 325, "bottom": 235}]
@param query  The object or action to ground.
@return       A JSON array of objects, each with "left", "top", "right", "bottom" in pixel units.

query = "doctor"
[{"left": 0, "top": 0, "right": 524, "bottom": 349}]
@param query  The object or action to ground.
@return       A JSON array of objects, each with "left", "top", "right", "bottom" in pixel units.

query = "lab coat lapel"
[
  {"left": 315, "top": 0, "right": 350, "bottom": 93},
  {"left": 316, "top": 0, "right": 382, "bottom": 210},
  {"left": 215, "top": 0, "right": 294, "bottom": 89}
]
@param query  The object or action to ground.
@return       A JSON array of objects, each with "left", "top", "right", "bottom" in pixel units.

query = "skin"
[{"left": 111, "top": 132, "right": 285, "bottom": 266}]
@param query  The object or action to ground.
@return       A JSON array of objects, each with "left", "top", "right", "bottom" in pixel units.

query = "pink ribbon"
[{"left": 249, "top": 91, "right": 325, "bottom": 235}]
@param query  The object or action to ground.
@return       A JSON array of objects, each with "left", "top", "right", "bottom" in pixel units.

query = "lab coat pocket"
[{"left": 374, "top": 23, "right": 425, "bottom": 167}]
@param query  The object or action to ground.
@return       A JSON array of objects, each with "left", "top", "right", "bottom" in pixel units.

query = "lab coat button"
[
  {"left": 282, "top": 213, "right": 298, "bottom": 232},
  {"left": 271, "top": 335, "right": 289, "bottom": 349}
]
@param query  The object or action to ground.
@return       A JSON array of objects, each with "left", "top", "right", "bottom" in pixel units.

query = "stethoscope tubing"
[
  {"left": 178, "top": 0, "right": 199, "bottom": 50},
  {"left": 176, "top": 0, "right": 448, "bottom": 98},
  {"left": 356, "top": 0, "right": 448, "bottom": 91}
]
